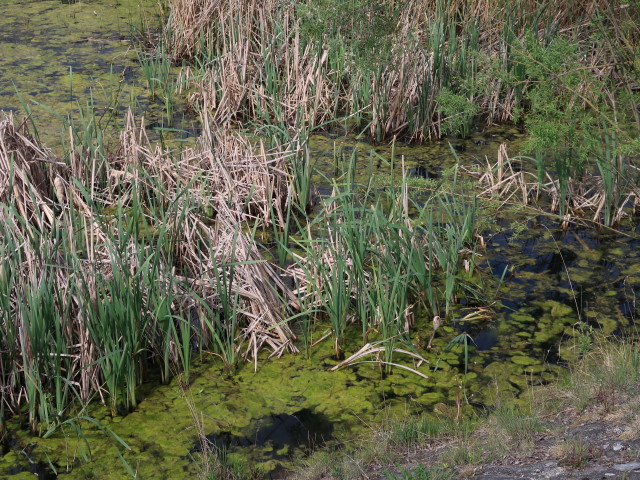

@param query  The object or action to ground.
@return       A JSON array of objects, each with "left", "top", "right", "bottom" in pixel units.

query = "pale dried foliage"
[
  {"left": 0, "top": 115, "right": 61, "bottom": 229},
  {"left": 172, "top": 0, "right": 337, "bottom": 129},
  {"left": 117, "top": 111, "right": 299, "bottom": 356},
  {"left": 464, "top": 143, "right": 640, "bottom": 227},
  {"left": 0, "top": 111, "right": 299, "bottom": 413},
  {"left": 167, "top": 0, "right": 616, "bottom": 141},
  {"left": 168, "top": 0, "right": 441, "bottom": 138}
]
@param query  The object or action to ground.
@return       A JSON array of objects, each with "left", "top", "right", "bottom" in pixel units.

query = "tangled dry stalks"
[{"left": 0, "top": 111, "right": 300, "bottom": 423}]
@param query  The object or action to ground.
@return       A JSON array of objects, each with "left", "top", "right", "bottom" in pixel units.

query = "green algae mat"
[{"left": 0, "top": 0, "right": 180, "bottom": 149}]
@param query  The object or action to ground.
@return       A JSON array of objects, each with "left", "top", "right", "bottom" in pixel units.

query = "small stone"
[
  {"left": 613, "top": 462, "right": 640, "bottom": 472},
  {"left": 612, "top": 443, "right": 624, "bottom": 451}
]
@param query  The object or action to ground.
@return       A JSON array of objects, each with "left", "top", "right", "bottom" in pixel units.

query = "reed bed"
[
  {"left": 286, "top": 152, "right": 488, "bottom": 365},
  {"left": 464, "top": 143, "right": 640, "bottom": 227},
  {"left": 0, "top": 105, "right": 498, "bottom": 433},
  {"left": 163, "top": 0, "right": 640, "bottom": 228},
  {"left": 0, "top": 110, "right": 300, "bottom": 431},
  {"left": 165, "top": 0, "right": 637, "bottom": 143},
  {"left": 2, "top": 0, "right": 638, "bottom": 434}
]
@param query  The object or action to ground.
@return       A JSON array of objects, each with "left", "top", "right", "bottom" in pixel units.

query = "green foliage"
[
  {"left": 297, "top": 0, "right": 399, "bottom": 72},
  {"left": 385, "top": 465, "right": 456, "bottom": 480},
  {"left": 575, "top": 321, "right": 595, "bottom": 355},
  {"left": 514, "top": 30, "right": 640, "bottom": 224},
  {"left": 391, "top": 415, "right": 457, "bottom": 446},
  {"left": 520, "top": 36, "right": 592, "bottom": 163},
  {"left": 436, "top": 88, "right": 479, "bottom": 138}
]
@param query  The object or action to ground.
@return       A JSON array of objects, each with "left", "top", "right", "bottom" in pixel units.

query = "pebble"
[{"left": 613, "top": 462, "right": 640, "bottom": 472}]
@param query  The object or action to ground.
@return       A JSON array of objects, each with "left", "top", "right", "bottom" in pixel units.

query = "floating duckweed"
[
  {"left": 564, "top": 268, "right": 592, "bottom": 283},
  {"left": 523, "top": 364, "right": 546, "bottom": 374},
  {"left": 511, "top": 313, "right": 537, "bottom": 324},
  {"left": 510, "top": 355, "right": 539, "bottom": 366},
  {"left": 415, "top": 391, "right": 446, "bottom": 406},
  {"left": 582, "top": 249, "right": 603, "bottom": 262},
  {"left": 545, "top": 300, "right": 574, "bottom": 318},
  {"left": 595, "top": 317, "right": 619, "bottom": 335},
  {"left": 508, "top": 374, "right": 529, "bottom": 389}
]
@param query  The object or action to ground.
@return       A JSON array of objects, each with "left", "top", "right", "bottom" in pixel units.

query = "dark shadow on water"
[{"left": 197, "top": 408, "right": 334, "bottom": 461}]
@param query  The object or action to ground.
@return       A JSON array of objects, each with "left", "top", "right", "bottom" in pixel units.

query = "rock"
[{"left": 613, "top": 462, "right": 640, "bottom": 472}]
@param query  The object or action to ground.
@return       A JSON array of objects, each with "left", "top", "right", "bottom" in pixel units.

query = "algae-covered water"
[
  {"left": 1, "top": 1, "right": 639, "bottom": 479},
  {"left": 3, "top": 209, "right": 638, "bottom": 478},
  {"left": 0, "top": 0, "right": 193, "bottom": 149}
]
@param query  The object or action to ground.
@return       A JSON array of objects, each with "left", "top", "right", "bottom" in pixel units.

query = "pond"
[
  {"left": 0, "top": 1, "right": 638, "bottom": 479},
  {"left": 0, "top": 0, "right": 194, "bottom": 150}
]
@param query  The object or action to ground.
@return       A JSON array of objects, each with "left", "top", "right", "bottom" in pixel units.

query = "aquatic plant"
[
  {"left": 2, "top": 3, "right": 639, "bottom": 468},
  {"left": 160, "top": 0, "right": 640, "bottom": 231},
  {"left": 466, "top": 141, "right": 640, "bottom": 228},
  {"left": 0, "top": 111, "right": 302, "bottom": 429},
  {"left": 163, "top": 0, "right": 639, "bottom": 144},
  {"left": 286, "top": 147, "right": 489, "bottom": 365}
]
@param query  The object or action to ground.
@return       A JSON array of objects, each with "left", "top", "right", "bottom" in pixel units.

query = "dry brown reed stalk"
[
  {"left": 166, "top": 0, "right": 220, "bottom": 60},
  {"left": 166, "top": 0, "right": 617, "bottom": 141},
  {"left": 172, "top": 0, "right": 337, "bottom": 129},
  {"left": 169, "top": 0, "right": 437, "bottom": 137},
  {"left": 0, "top": 113, "right": 64, "bottom": 229},
  {"left": 0, "top": 114, "right": 97, "bottom": 409},
  {"left": 329, "top": 342, "right": 430, "bottom": 379},
  {"left": 474, "top": 144, "right": 539, "bottom": 207},
  {"left": 114, "top": 111, "right": 299, "bottom": 359},
  {"left": 544, "top": 173, "right": 640, "bottom": 227},
  {"left": 0, "top": 110, "right": 303, "bottom": 421},
  {"left": 464, "top": 143, "right": 640, "bottom": 226}
]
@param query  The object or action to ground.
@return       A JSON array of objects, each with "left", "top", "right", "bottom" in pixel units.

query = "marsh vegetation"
[{"left": 0, "top": 0, "right": 639, "bottom": 477}]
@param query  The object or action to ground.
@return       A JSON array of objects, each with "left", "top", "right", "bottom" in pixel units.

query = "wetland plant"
[
  {"left": 291, "top": 148, "right": 487, "bottom": 363},
  {"left": 0, "top": 112, "right": 299, "bottom": 429},
  {"left": 164, "top": 0, "right": 639, "bottom": 144}
]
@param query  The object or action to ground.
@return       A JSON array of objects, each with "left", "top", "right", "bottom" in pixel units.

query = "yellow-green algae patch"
[
  {"left": 1, "top": 337, "right": 454, "bottom": 478},
  {"left": 0, "top": 0, "right": 190, "bottom": 149}
]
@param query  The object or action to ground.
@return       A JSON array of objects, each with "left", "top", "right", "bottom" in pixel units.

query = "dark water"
[{"left": 201, "top": 409, "right": 334, "bottom": 459}]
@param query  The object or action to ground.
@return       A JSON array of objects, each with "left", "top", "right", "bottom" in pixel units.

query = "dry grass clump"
[
  {"left": 164, "top": 0, "right": 632, "bottom": 142},
  {"left": 0, "top": 110, "right": 299, "bottom": 430},
  {"left": 171, "top": 0, "right": 338, "bottom": 129},
  {"left": 463, "top": 143, "right": 640, "bottom": 227},
  {"left": 0, "top": 115, "right": 62, "bottom": 228}
]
